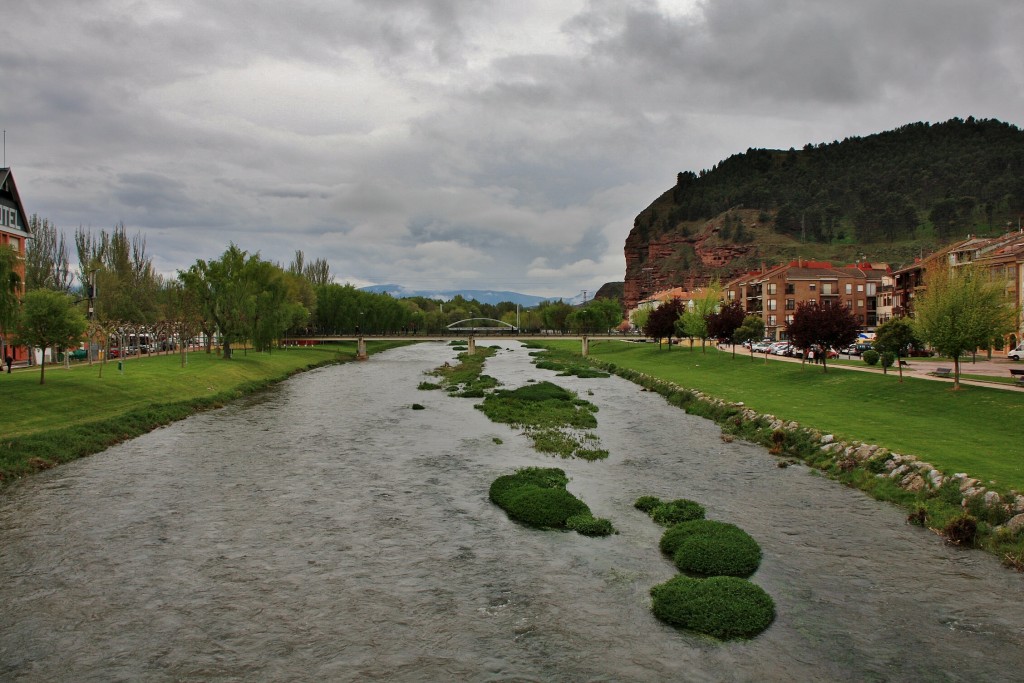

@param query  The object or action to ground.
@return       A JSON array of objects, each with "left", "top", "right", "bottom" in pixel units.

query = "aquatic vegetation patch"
[
  {"left": 529, "top": 347, "right": 610, "bottom": 378},
  {"left": 424, "top": 347, "right": 500, "bottom": 397},
  {"left": 662, "top": 522, "right": 762, "bottom": 578},
  {"left": 529, "top": 428, "right": 609, "bottom": 461},
  {"left": 635, "top": 492, "right": 773, "bottom": 638},
  {"left": 477, "top": 381, "right": 598, "bottom": 430},
  {"left": 649, "top": 499, "right": 706, "bottom": 526},
  {"left": 633, "top": 495, "right": 663, "bottom": 513},
  {"left": 649, "top": 575, "right": 775, "bottom": 640},
  {"left": 489, "top": 467, "right": 615, "bottom": 536},
  {"left": 477, "top": 381, "right": 608, "bottom": 459}
]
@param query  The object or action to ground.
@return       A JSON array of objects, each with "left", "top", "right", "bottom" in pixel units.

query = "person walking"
[{"left": 5, "top": 353, "right": 12, "bottom": 374}]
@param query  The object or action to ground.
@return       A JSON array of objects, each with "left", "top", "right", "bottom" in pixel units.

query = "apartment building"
[{"left": 725, "top": 260, "right": 890, "bottom": 341}]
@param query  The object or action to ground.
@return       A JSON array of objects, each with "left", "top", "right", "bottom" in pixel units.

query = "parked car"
[
  {"left": 769, "top": 342, "right": 791, "bottom": 356},
  {"left": 1009, "top": 344, "right": 1024, "bottom": 361},
  {"left": 751, "top": 341, "right": 773, "bottom": 353},
  {"left": 843, "top": 342, "right": 873, "bottom": 356}
]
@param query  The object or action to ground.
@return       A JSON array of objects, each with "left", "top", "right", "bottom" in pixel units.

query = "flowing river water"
[{"left": 2, "top": 342, "right": 1024, "bottom": 682}]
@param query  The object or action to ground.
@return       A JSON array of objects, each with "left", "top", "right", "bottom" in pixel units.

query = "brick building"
[
  {"left": 724, "top": 260, "right": 890, "bottom": 341},
  {"left": 0, "top": 168, "right": 31, "bottom": 363}
]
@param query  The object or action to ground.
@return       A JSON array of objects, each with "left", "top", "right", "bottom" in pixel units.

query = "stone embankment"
[{"left": 603, "top": 366, "right": 1024, "bottom": 540}]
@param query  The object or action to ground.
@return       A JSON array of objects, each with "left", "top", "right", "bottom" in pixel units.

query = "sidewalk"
[{"left": 721, "top": 345, "right": 1024, "bottom": 391}]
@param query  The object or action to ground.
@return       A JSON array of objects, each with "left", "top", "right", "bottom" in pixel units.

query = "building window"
[
  {"left": 768, "top": 299, "right": 777, "bottom": 311},
  {"left": 768, "top": 283, "right": 777, "bottom": 295},
  {"left": 867, "top": 283, "right": 876, "bottom": 296},
  {"left": 845, "top": 283, "right": 852, "bottom": 294},
  {"left": 857, "top": 284, "right": 864, "bottom": 292},
  {"left": 858, "top": 300, "right": 864, "bottom": 308},
  {"left": 768, "top": 315, "right": 777, "bottom": 326},
  {"left": 821, "top": 282, "right": 834, "bottom": 295},
  {"left": 785, "top": 283, "right": 794, "bottom": 294},
  {"left": 785, "top": 314, "right": 794, "bottom": 325},
  {"left": 785, "top": 298, "right": 795, "bottom": 310},
  {"left": 846, "top": 300, "right": 853, "bottom": 309},
  {"left": 809, "top": 283, "right": 816, "bottom": 291}
]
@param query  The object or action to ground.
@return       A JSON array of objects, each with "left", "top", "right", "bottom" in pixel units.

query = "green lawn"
[
  {"left": 0, "top": 342, "right": 408, "bottom": 482},
  {"left": 544, "top": 340, "right": 1024, "bottom": 492}
]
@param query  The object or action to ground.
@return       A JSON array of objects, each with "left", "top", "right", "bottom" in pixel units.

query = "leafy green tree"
[
  {"left": 0, "top": 245, "right": 22, "bottom": 333},
  {"left": 678, "top": 282, "right": 722, "bottom": 352},
  {"left": 786, "top": 300, "right": 860, "bottom": 372},
  {"left": 180, "top": 244, "right": 276, "bottom": 359},
  {"left": 539, "top": 300, "right": 574, "bottom": 334},
  {"left": 630, "top": 307, "right": 650, "bottom": 335},
  {"left": 913, "top": 265, "right": 1018, "bottom": 389},
  {"left": 14, "top": 289, "right": 88, "bottom": 384},
  {"left": 873, "top": 317, "right": 919, "bottom": 382},
  {"left": 733, "top": 315, "right": 764, "bottom": 361}
]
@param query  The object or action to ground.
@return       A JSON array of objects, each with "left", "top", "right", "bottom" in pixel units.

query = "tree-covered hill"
[
  {"left": 623, "top": 118, "right": 1024, "bottom": 308},
  {"left": 642, "top": 117, "right": 1024, "bottom": 244}
]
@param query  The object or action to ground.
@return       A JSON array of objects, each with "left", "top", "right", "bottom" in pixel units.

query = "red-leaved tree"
[
  {"left": 786, "top": 300, "right": 860, "bottom": 372},
  {"left": 643, "top": 298, "right": 685, "bottom": 349}
]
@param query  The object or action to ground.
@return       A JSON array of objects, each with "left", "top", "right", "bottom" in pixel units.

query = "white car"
[
  {"left": 1009, "top": 344, "right": 1024, "bottom": 361},
  {"left": 769, "top": 342, "right": 791, "bottom": 356},
  {"left": 751, "top": 341, "right": 773, "bottom": 353}
]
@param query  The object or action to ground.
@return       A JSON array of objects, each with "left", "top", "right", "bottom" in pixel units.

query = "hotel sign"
[{"left": 0, "top": 203, "right": 21, "bottom": 230}]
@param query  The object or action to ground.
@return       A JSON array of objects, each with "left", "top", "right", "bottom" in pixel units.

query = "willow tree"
[{"left": 913, "top": 265, "right": 1018, "bottom": 389}]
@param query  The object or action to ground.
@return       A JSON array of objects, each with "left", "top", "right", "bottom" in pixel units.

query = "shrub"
[
  {"left": 943, "top": 515, "right": 978, "bottom": 546},
  {"left": 862, "top": 349, "right": 880, "bottom": 366},
  {"left": 633, "top": 495, "right": 663, "bottom": 513},
  {"left": 650, "top": 499, "right": 706, "bottom": 526},
  {"left": 880, "top": 351, "right": 896, "bottom": 368},
  {"left": 489, "top": 467, "right": 601, "bottom": 532},
  {"left": 566, "top": 514, "right": 616, "bottom": 537},
  {"left": 672, "top": 531, "right": 762, "bottom": 577},
  {"left": 649, "top": 575, "right": 775, "bottom": 640},
  {"left": 660, "top": 519, "right": 749, "bottom": 556}
]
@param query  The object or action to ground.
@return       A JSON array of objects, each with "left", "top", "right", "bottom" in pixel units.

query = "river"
[{"left": 1, "top": 341, "right": 1022, "bottom": 682}]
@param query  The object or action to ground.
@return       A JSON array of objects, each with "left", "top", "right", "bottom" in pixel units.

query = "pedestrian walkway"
[{"left": 720, "top": 344, "right": 1024, "bottom": 391}]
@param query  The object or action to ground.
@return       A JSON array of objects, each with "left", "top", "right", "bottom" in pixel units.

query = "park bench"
[
  {"left": 933, "top": 367, "right": 952, "bottom": 378},
  {"left": 1010, "top": 368, "right": 1024, "bottom": 385}
]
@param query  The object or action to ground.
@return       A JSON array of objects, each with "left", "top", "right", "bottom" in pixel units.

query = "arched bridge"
[{"left": 446, "top": 318, "right": 517, "bottom": 333}]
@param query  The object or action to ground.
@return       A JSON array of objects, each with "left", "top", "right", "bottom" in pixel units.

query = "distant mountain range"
[{"left": 359, "top": 284, "right": 573, "bottom": 307}]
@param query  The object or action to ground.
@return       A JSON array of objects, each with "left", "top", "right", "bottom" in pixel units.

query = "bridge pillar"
[
  {"left": 581, "top": 335, "right": 589, "bottom": 357},
  {"left": 356, "top": 336, "right": 368, "bottom": 361},
  {"left": 468, "top": 336, "right": 476, "bottom": 354}
]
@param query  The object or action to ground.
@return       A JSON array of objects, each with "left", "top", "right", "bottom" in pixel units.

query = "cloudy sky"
[{"left": 3, "top": 0, "right": 1023, "bottom": 298}]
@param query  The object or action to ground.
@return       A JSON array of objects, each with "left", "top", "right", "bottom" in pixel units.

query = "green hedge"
[
  {"left": 489, "top": 467, "right": 615, "bottom": 536},
  {"left": 650, "top": 575, "right": 775, "bottom": 640}
]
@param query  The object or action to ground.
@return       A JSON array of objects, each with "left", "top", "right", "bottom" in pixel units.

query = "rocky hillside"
[{"left": 623, "top": 117, "right": 1024, "bottom": 308}]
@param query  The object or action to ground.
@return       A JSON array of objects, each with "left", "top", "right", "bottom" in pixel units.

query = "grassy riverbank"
[
  {"left": 0, "top": 342, "right": 408, "bottom": 484},
  {"left": 540, "top": 340, "right": 1024, "bottom": 492}
]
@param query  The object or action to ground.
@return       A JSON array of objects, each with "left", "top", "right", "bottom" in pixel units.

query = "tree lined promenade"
[{"left": 0, "top": 341, "right": 408, "bottom": 483}]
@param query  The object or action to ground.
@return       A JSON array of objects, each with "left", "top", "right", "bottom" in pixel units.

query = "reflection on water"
[{"left": 1, "top": 342, "right": 1023, "bottom": 682}]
